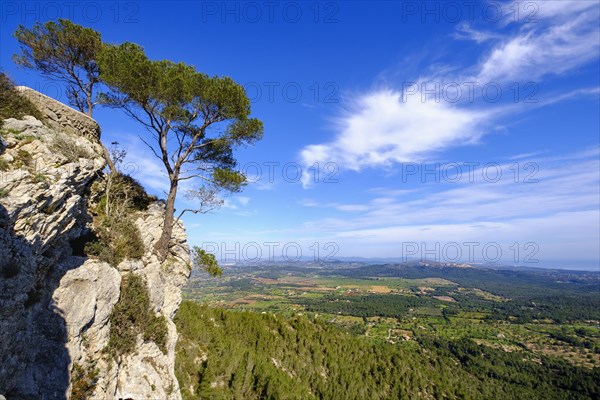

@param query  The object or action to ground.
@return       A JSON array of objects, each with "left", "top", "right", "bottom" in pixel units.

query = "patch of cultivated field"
[
  {"left": 370, "top": 285, "right": 393, "bottom": 293},
  {"left": 433, "top": 295, "right": 456, "bottom": 302}
]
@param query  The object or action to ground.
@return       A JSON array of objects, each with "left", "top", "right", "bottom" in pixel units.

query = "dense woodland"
[
  {"left": 298, "top": 290, "right": 600, "bottom": 325},
  {"left": 175, "top": 301, "right": 600, "bottom": 400},
  {"left": 319, "top": 264, "right": 599, "bottom": 297}
]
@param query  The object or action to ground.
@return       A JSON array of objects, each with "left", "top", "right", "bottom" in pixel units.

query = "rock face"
[
  {"left": 14, "top": 86, "right": 101, "bottom": 142},
  {"left": 0, "top": 89, "right": 190, "bottom": 399}
]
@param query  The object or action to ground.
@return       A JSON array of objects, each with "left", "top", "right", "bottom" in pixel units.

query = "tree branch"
[{"left": 137, "top": 134, "right": 164, "bottom": 163}]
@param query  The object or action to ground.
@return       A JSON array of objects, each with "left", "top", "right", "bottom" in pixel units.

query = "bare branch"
[
  {"left": 175, "top": 187, "right": 224, "bottom": 222},
  {"left": 137, "top": 135, "right": 163, "bottom": 163}
]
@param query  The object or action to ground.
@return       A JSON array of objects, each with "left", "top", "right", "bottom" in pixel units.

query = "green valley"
[{"left": 176, "top": 262, "right": 600, "bottom": 399}]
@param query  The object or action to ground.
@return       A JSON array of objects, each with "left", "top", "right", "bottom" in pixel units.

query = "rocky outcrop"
[
  {"left": 51, "top": 204, "right": 190, "bottom": 400},
  {"left": 0, "top": 89, "right": 190, "bottom": 399}
]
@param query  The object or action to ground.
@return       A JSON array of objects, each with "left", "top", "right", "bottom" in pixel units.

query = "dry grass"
[{"left": 50, "top": 133, "right": 93, "bottom": 162}]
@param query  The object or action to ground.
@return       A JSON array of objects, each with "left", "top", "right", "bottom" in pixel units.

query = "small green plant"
[
  {"left": 50, "top": 134, "right": 92, "bottom": 162},
  {"left": 30, "top": 172, "right": 48, "bottom": 183},
  {"left": 0, "top": 128, "right": 20, "bottom": 135},
  {"left": 110, "top": 220, "right": 145, "bottom": 260},
  {"left": 86, "top": 172, "right": 152, "bottom": 267},
  {"left": 70, "top": 362, "right": 99, "bottom": 400},
  {"left": 0, "top": 158, "right": 9, "bottom": 171},
  {"left": 0, "top": 188, "right": 8, "bottom": 198},
  {"left": 0, "top": 72, "right": 43, "bottom": 121},
  {"left": 84, "top": 240, "right": 112, "bottom": 262},
  {"left": 105, "top": 274, "right": 169, "bottom": 357},
  {"left": 94, "top": 172, "right": 154, "bottom": 219},
  {"left": 15, "top": 134, "right": 36, "bottom": 144},
  {"left": 13, "top": 149, "right": 32, "bottom": 169},
  {"left": 81, "top": 333, "right": 89, "bottom": 348},
  {"left": 85, "top": 219, "right": 144, "bottom": 267},
  {"left": 143, "top": 314, "right": 169, "bottom": 351}
]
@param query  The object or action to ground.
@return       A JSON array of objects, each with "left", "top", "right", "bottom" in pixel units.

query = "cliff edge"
[{"left": 0, "top": 87, "right": 191, "bottom": 399}]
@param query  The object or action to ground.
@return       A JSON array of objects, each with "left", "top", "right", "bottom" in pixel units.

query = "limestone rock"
[{"left": 0, "top": 87, "right": 191, "bottom": 399}]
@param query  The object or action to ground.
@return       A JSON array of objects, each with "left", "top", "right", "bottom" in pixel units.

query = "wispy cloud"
[
  {"left": 223, "top": 196, "right": 251, "bottom": 210},
  {"left": 187, "top": 149, "right": 600, "bottom": 263},
  {"left": 297, "top": 149, "right": 600, "bottom": 261},
  {"left": 221, "top": 195, "right": 257, "bottom": 217},
  {"left": 298, "top": 1, "right": 599, "bottom": 187},
  {"left": 300, "top": 198, "right": 371, "bottom": 212},
  {"left": 518, "top": 0, "right": 599, "bottom": 21},
  {"left": 237, "top": 196, "right": 250, "bottom": 206},
  {"left": 300, "top": 149, "right": 599, "bottom": 231},
  {"left": 476, "top": 8, "right": 599, "bottom": 82},
  {"left": 453, "top": 22, "right": 502, "bottom": 43}
]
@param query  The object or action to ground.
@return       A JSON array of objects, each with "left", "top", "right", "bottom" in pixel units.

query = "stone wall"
[{"left": 15, "top": 86, "right": 101, "bottom": 141}]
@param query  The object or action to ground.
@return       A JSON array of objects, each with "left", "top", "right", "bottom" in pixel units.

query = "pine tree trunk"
[
  {"left": 154, "top": 179, "right": 178, "bottom": 261},
  {"left": 100, "top": 142, "right": 116, "bottom": 172}
]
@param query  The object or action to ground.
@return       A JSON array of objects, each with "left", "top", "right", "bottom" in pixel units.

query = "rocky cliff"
[{"left": 0, "top": 87, "right": 191, "bottom": 399}]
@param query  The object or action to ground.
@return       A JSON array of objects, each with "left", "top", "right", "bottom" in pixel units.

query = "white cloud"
[
  {"left": 508, "top": 152, "right": 544, "bottom": 160},
  {"left": 299, "top": 2, "right": 599, "bottom": 188},
  {"left": 189, "top": 150, "right": 599, "bottom": 264},
  {"left": 222, "top": 199, "right": 238, "bottom": 210},
  {"left": 299, "top": 199, "right": 372, "bottom": 212},
  {"left": 252, "top": 180, "right": 277, "bottom": 191},
  {"left": 328, "top": 210, "right": 598, "bottom": 264},
  {"left": 299, "top": 199, "right": 320, "bottom": 207},
  {"left": 453, "top": 22, "right": 502, "bottom": 43},
  {"left": 300, "top": 90, "right": 491, "bottom": 186},
  {"left": 335, "top": 204, "right": 371, "bottom": 212}
]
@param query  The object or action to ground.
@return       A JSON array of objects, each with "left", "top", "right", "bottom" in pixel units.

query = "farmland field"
[{"left": 183, "top": 261, "right": 600, "bottom": 369}]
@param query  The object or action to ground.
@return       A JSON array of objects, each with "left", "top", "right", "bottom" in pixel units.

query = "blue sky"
[{"left": 1, "top": 1, "right": 599, "bottom": 269}]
